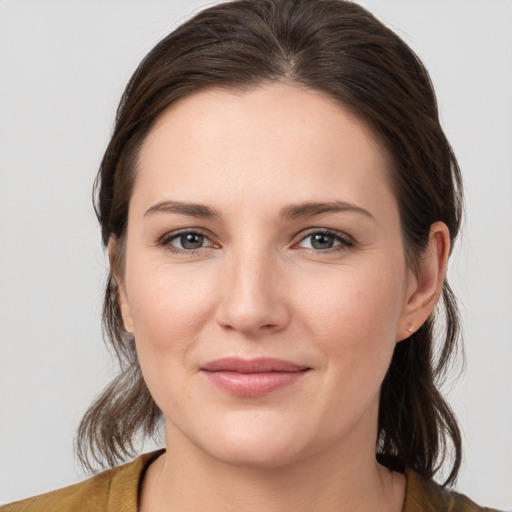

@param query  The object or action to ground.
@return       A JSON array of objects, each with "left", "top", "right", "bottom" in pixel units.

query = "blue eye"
[
  {"left": 298, "top": 231, "right": 352, "bottom": 251},
  {"left": 159, "top": 229, "right": 351, "bottom": 254},
  {"left": 175, "top": 233, "right": 206, "bottom": 250},
  {"left": 161, "top": 231, "right": 215, "bottom": 252}
]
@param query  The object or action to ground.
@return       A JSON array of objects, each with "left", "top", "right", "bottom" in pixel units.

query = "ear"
[
  {"left": 108, "top": 237, "right": 135, "bottom": 335},
  {"left": 397, "top": 222, "right": 451, "bottom": 341}
]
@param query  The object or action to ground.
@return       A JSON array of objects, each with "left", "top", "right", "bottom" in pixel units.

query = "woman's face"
[{"left": 118, "top": 83, "right": 418, "bottom": 468}]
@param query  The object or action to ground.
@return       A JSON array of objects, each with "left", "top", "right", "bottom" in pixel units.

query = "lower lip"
[{"left": 201, "top": 370, "right": 309, "bottom": 397}]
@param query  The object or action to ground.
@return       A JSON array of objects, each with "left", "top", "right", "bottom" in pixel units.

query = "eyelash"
[
  {"left": 158, "top": 229, "right": 216, "bottom": 255},
  {"left": 157, "top": 228, "right": 354, "bottom": 255},
  {"left": 294, "top": 229, "right": 354, "bottom": 252}
]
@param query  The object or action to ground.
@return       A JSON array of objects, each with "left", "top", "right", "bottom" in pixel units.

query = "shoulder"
[
  {"left": 404, "top": 469, "right": 504, "bottom": 512},
  {"left": 0, "top": 450, "right": 163, "bottom": 512}
]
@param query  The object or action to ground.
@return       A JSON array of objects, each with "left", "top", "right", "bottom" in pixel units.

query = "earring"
[{"left": 407, "top": 327, "right": 413, "bottom": 333}]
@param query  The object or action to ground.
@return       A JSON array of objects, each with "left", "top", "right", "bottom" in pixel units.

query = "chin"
[
  {"left": 178, "top": 414, "right": 313, "bottom": 469},
  {"left": 205, "top": 437, "right": 304, "bottom": 469}
]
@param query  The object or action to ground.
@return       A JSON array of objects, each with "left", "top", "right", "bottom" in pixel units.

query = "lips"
[{"left": 201, "top": 358, "right": 310, "bottom": 397}]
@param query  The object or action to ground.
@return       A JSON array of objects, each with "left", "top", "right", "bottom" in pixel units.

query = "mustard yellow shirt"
[{"left": 1, "top": 450, "right": 502, "bottom": 511}]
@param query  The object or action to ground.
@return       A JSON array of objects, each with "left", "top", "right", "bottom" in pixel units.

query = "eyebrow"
[
  {"left": 279, "top": 201, "right": 375, "bottom": 221},
  {"left": 144, "top": 200, "right": 374, "bottom": 222},
  {"left": 144, "top": 200, "right": 222, "bottom": 220}
]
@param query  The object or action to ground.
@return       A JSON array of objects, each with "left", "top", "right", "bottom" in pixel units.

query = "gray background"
[{"left": 1, "top": 0, "right": 511, "bottom": 508}]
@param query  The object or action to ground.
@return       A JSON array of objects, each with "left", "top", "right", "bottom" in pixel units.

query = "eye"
[
  {"left": 296, "top": 230, "right": 353, "bottom": 251},
  {"left": 159, "top": 230, "right": 216, "bottom": 253}
]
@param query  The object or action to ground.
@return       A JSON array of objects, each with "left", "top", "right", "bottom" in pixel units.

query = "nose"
[{"left": 215, "top": 249, "right": 291, "bottom": 336}]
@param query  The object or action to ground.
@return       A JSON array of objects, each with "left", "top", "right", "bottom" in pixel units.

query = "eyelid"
[
  {"left": 158, "top": 228, "right": 219, "bottom": 252},
  {"left": 156, "top": 227, "right": 354, "bottom": 254},
  {"left": 293, "top": 228, "right": 354, "bottom": 250}
]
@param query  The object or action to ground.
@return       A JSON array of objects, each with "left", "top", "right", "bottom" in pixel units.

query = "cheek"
[
  {"left": 124, "top": 259, "right": 220, "bottom": 387},
  {"left": 297, "top": 263, "right": 406, "bottom": 343},
  {"left": 124, "top": 263, "right": 221, "bottom": 414},
  {"left": 296, "top": 263, "right": 406, "bottom": 397},
  {"left": 127, "top": 261, "right": 213, "bottom": 333}
]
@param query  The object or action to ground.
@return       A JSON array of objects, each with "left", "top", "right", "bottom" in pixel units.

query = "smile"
[{"left": 200, "top": 358, "right": 311, "bottom": 397}]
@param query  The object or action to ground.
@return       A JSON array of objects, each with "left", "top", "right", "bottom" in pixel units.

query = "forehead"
[{"left": 133, "top": 82, "right": 395, "bottom": 218}]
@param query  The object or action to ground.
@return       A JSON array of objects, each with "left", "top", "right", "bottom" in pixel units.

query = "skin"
[{"left": 114, "top": 82, "right": 450, "bottom": 512}]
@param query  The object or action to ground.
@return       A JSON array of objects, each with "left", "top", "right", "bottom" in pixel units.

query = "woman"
[{"left": 1, "top": 0, "right": 504, "bottom": 510}]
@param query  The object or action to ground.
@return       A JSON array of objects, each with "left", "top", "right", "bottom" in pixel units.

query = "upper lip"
[{"left": 201, "top": 358, "right": 310, "bottom": 373}]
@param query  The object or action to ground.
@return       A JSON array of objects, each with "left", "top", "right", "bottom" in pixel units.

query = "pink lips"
[{"left": 201, "top": 358, "right": 310, "bottom": 397}]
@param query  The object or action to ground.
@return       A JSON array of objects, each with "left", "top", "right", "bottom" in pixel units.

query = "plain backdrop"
[{"left": 1, "top": 0, "right": 511, "bottom": 508}]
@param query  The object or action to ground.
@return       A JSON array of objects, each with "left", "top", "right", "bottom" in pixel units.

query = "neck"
[{"left": 141, "top": 419, "right": 405, "bottom": 512}]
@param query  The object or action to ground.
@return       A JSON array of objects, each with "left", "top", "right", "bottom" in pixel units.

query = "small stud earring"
[{"left": 407, "top": 327, "right": 413, "bottom": 333}]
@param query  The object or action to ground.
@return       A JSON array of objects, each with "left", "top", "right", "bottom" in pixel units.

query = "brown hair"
[{"left": 77, "top": 0, "right": 464, "bottom": 485}]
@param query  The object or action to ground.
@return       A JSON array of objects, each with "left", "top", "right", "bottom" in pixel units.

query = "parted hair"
[{"left": 77, "top": 0, "right": 464, "bottom": 485}]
